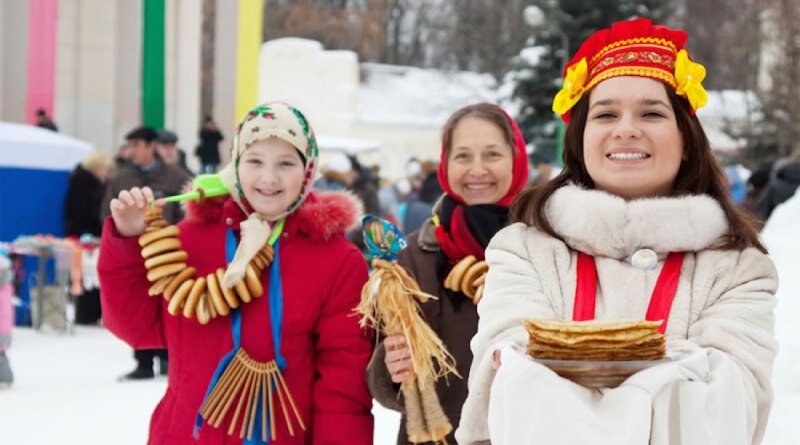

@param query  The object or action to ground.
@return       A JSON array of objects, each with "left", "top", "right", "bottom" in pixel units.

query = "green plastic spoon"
[{"left": 162, "top": 174, "right": 229, "bottom": 203}]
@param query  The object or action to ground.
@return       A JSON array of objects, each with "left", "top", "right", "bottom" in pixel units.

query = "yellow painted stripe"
[{"left": 235, "top": 0, "right": 264, "bottom": 122}]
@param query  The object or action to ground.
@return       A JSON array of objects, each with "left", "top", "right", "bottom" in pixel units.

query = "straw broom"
[{"left": 356, "top": 255, "right": 461, "bottom": 444}]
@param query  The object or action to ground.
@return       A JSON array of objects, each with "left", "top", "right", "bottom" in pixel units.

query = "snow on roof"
[
  {"left": 697, "top": 90, "right": 763, "bottom": 121},
  {"left": 357, "top": 63, "right": 501, "bottom": 127},
  {"left": 262, "top": 37, "right": 324, "bottom": 52}
]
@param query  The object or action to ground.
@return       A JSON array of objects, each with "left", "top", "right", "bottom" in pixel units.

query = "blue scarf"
[{"left": 193, "top": 222, "right": 286, "bottom": 444}]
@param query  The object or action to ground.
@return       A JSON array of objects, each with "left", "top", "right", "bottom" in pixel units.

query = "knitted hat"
[
  {"left": 553, "top": 18, "right": 708, "bottom": 123},
  {"left": 217, "top": 102, "right": 319, "bottom": 288}
]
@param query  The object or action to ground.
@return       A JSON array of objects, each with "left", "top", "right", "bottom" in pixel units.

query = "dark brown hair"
[
  {"left": 442, "top": 103, "right": 515, "bottom": 157},
  {"left": 510, "top": 85, "right": 766, "bottom": 253}
]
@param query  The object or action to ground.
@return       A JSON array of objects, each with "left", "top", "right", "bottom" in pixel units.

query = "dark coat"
[
  {"left": 756, "top": 159, "right": 800, "bottom": 221},
  {"left": 367, "top": 218, "right": 478, "bottom": 445},
  {"left": 64, "top": 165, "right": 104, "bottom": 237},
  {"left": 101, "top": 160, "right": 191, "bottom": 224},
  {"left": 197, "top": 128, "right": 223, "bottom": 165}
]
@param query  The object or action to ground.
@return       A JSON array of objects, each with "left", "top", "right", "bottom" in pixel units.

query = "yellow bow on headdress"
[
  {"left": 552, "top": 57, "right": 588, "bottom": 116},
  {"left": 674, "top": 49, "right": 708, "bottom": 111}
]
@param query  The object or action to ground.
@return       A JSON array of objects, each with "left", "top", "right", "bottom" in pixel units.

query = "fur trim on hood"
[{"left": 185, "top": 191, "right": 363, "bottom": 242}]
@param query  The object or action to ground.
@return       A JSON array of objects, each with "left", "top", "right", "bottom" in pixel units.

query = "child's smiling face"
[{"left": 237, "top": 138, "right": 306, "bottom": 218}]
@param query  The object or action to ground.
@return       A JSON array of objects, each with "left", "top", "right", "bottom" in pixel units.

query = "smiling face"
[
  {"left": 237, "top": 138, "right": 305, "bottom": 218},
  {"left": 446, "top": 116, "right": 514, "bottom": 205},
  {"left": 583, "top": 76, "right": 684, "bottom": 200}
]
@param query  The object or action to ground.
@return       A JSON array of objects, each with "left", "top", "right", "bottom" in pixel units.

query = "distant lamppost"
[{"left": 524, "top": 5, "right": 569, "bottom": 167}]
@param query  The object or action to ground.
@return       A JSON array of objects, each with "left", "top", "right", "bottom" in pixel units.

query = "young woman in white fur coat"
[{"left": 456, "top": 19, "right": 777, "bottom": 445}]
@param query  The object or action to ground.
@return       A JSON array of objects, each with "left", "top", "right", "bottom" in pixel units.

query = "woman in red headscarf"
[
  {"left": 457, "top": 19, "right": 776, "bottom": 445},
  {"left": 367, "top": 103, "right": 529, "bottom": 445}
]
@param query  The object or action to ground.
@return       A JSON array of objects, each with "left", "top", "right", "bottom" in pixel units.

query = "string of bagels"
[{"left": 139, "top": 205, "right": 274, "bottom": 323}]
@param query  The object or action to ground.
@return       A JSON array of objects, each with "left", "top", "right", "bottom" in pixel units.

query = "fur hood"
[
  {"left": 185, "top": 190, "right": 363, "bottom": 242},
  {"left": 546, "top": 185, "right": 729, "bottom": 259}
]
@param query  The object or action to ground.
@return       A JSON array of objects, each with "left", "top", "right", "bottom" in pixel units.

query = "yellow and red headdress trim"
[{"left": 553, "top": 18, "right": 708, "bottom": 122}]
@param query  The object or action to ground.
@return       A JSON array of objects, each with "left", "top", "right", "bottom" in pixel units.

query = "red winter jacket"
[{"left": 98, "top": 192, "right": 374, "bottom": 445}]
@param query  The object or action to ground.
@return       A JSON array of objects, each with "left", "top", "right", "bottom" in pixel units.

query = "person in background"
[
  {"left": 755, "top": 157, "right": 800, "bottom": 222},
  {"left": 113, "top": 143, "right": 132, "bottom": 174},
  {"left": 348, "top": 154, "right": 380, "bottom": 217},
  {"left": 102, "top": 126, "right": 191, "bottom": 381},
  {"left": 197, "top": 116, "right": 223, "bottom": 173},
  {"left": 0, "top": 254, "right": 13, "bottom": 388},
  {"left": 35, "top": 108, "right": 58, "bottom": 132},
  {"left": 66, "top": 150, "right": 112, "bottom": 238},
  {"left": 155, "top": 130, "right": 193, "bottom": 177},
  {"left": 403, "top": 160, "right": 444, "bottom": 233},
  {"left": 64, "top": 149, "right": 112, "bottom": 324},
  {"left": 314, "top": 154, "right": 355, "bottom": 192}
]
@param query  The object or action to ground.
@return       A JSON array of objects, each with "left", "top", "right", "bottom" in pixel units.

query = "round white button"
[{"left": 631, "top": 248, "right": 658, "bottom": 270}]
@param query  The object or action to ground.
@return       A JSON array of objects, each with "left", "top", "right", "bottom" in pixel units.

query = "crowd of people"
[{"left": 3, "top": 16, "right": 790, "bottom": 445}]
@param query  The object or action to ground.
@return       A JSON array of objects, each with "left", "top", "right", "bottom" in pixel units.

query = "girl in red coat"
[{"left": 99, "top": 102, "right": 374, "bottom": 445}]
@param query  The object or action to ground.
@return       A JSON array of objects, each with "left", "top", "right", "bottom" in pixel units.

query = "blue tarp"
[{"left": 0, "top": 121, "right": 92, "bottom": 324}]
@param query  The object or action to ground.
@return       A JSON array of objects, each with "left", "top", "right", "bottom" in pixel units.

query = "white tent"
[{"left": 0, "top": 121, "right": 92, "bottom": 170}]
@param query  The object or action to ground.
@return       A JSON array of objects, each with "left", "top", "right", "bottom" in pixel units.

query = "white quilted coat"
[{"left": 456, "top": 185, "right": 778, "bottom": 445}]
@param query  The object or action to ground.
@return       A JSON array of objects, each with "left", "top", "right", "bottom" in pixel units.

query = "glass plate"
[{"left": 530, "top": 357, "right": 671, "bottom": 388}]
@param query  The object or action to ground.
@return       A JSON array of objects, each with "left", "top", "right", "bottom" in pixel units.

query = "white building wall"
[
  {"left": 258, "top": 38, "right": 359, "bottom": 138},
  {"left": 352, "top": 122, "right": 441, "bottom": 178},
  {"left": 258, "top": 38, "right": 444, "bottom": 179}
]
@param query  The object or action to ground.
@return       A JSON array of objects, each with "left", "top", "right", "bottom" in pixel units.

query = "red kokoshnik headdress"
[{"left": 553, "top": 18, "right": 708, "bottom": 123}]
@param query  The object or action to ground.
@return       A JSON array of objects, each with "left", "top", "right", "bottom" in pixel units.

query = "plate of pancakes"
[{"left": 524, "top": 319, "right": 669, "bottom": 388}]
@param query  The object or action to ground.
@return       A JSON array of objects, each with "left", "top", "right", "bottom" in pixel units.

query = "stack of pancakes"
[{"left": 524, "top": 319, "right": 665, "bottom": 361}]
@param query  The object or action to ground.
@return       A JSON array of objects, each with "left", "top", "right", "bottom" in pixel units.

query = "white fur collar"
[{"left": 545, "top": 185, "right": 729, "bottom": 259}]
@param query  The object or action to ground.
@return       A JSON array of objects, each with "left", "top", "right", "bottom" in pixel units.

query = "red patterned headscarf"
[
  {"left": 436, "top": 104, "right": 529, "bottom": 207},
  {"left": 433, "top": 103, "right": 529, "bottom": 263}
]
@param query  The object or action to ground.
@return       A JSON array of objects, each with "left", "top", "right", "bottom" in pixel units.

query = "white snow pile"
[
  {"left": 357, "top": 63, "right": 501, "bottom": 127},
  {"left": 760, "top": 190, "right": 800, "bottom": 444}
]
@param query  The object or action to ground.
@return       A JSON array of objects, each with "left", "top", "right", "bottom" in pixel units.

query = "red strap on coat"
[{"left": 573, "top": 252, "right": 685, "bottom": 334}]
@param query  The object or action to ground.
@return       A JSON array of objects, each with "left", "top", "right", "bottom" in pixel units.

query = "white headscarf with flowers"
[{"left": 217, "top": 102, "right": 319, "bottom": 288}]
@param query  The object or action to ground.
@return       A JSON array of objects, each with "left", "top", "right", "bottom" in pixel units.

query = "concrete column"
[
  {"left": 213, "top": 0, "right": 238, "bottom": 165},
  {"left": 166, "top": 0, "right": 202, "bottom": 172},
  {"left": 55, "top": 0, "right": 78, "bottom": 134},
  {"left": 112, "top": 0, "right": 142, "bottom": 149},
  {"left": 55, "top": 0, "right": 117, "bottom": 149},
  {"left": 1, "top": 1, "right": 29, "bottom": 123}
]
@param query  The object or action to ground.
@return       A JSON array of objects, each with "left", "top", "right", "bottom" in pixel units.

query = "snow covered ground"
[
  {"left": 0, "top": 326, "right": 401, "bottom": 444},
  {"left": 3, "top": 194, "right": 800, "bottom": 443}
]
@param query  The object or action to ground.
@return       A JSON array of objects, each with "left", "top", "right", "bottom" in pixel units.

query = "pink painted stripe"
[{"left": 25, "top": 0, "right": 59, "bottom": 124}]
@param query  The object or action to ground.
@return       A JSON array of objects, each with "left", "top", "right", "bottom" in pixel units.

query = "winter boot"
[
  {"left": 117, "top": 366, "right": 155, "bottom": 382},
  {"left": 0, "top": 351, "right": 13, "bottom": 388}
]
